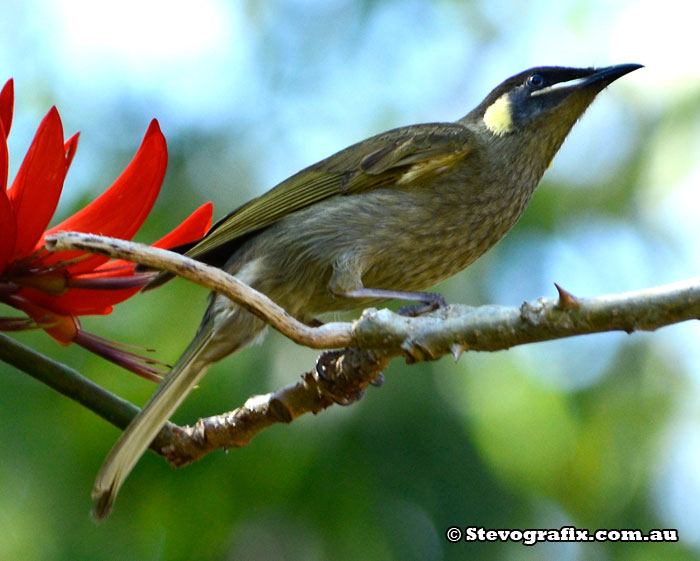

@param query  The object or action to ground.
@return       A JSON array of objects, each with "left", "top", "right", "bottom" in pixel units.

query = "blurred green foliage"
[{"left": 2, "top": 1, "right": 700, "bottom": 560}]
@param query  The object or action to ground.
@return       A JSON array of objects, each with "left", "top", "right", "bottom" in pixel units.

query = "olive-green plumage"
[{"left": 92, "top": 63, "right": 641, "bottom": 518}]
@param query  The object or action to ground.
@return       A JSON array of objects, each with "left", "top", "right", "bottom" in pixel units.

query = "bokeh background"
[{"left": 2, "top": 0, "right": 700, "bottom": 559}]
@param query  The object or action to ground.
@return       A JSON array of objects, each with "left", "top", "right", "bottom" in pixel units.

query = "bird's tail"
[{"left": 91, "top": 308, "right": 260, "bottom": 520}]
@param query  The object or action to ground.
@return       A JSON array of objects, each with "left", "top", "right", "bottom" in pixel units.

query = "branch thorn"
[
  {"left": 554, "top": 283, "right": 580, "bottom": 309},
  {"left": 450, "top": 343, "right": 465, "bottom": 362}
]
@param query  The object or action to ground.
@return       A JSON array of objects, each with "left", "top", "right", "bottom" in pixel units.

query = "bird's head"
[{"left": 463, "top": 64, "right": 642, "bottom": 167}]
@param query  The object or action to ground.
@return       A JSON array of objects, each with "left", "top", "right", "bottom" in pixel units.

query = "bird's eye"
[{"left": 526, "top": 73, "right": 546, "bottom": 90}]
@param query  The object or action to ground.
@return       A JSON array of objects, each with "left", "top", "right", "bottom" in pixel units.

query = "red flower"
[{"left": 0, "top": 79, "right": 213, "bottom": 379}]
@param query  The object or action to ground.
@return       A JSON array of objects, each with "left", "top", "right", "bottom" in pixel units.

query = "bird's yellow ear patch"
[{"left": 483, "top": 93, "right": 513, "bottom": 136}]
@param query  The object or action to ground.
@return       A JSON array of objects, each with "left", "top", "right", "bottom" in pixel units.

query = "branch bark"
[{"left": 34, "top": 231, "right": 700, "bottom": 466}]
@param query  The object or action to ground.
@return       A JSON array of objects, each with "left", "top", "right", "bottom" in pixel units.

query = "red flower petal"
[
  {"left": 0, "top": 79, "right": 11, "bottom": 191},
  {"left": 7, "top": 107, "right": 65, "bottom": 259},
  {"left": 64, "top": 132, "right": 79, "bottom": 173},
  {"left": 153, "top": 201, "right": 213, "bottom": 249},
  {"left": 5, "top": 293, "right": 79, "bottom": 344},
  {"left": 0, "top": 190, "right": 17, "bottom": 273},
  {"left": 50, "top": 119, "right": 166, "bottom": 236},
  {"left": 24, "top": 202, "right": 214, "bottom": 316},
  {"left": 18, "top": 285, "right": 117, "bottom": 316},
  {"left": 91, "top": 201, "right": 213, "bottom": 274},
  {"left": 0, "top": 79, "right": 13, "bottom": 140},
  {"left": 0, "top": 118, "right": 8, "bottom": 192},
  {"left": 42, "top": 313, "right": 80, "bottom": 344},
  {"left": 39, "top": 119, "right": 167, "bottom": 274}
]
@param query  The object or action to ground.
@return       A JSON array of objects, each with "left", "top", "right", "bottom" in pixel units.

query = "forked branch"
[{"left": 32, "top": 231, "right": 700, "bottom": 466}]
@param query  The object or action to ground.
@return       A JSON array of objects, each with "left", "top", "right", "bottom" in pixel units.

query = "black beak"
[
  {"left": 581, "top": 63, "right": 644, "bottom": 88},
  {"left": 529, "top": 64, "right": 643, "bottom": 99}
]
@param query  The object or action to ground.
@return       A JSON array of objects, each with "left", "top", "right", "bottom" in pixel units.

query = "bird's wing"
[{"left": 185, "top": 122, "right": 476, "bottom": 262}]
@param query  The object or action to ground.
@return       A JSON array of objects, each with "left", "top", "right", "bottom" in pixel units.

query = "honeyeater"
[{"left": 92, "top": 63, "right": 642, "bottom": 518}]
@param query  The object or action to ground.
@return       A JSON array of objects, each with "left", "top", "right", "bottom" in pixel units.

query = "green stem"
[{"left": 0, "top": 333, "right": 139, "bottom": 430}]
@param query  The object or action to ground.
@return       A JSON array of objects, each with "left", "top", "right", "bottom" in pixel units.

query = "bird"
[{"left": 92, "top": 63, "right": 642, "bottom": 518}]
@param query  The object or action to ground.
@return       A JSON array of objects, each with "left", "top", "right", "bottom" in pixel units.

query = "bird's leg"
[
  {"left": 329, "top": 255, "right": 446, "bottom": 317},
  {"left": 341, "top": 288, "right": 446, "bottom": 317}
]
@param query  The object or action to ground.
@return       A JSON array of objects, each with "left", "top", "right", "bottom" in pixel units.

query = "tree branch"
[
  {"left": 0, "top": 332, "right": 145, "bottom": 430},
  {"left": 0, "top": 332, "right": 181, "bottom": 454},
  {"left": 41, "top": 231, "right": 700, "bottom": 467},
  {"left": 160, "top": 349, "right": 389, "bottom": 466}
]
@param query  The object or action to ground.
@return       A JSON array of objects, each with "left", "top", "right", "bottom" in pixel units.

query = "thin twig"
[{"left": 45, "top": 232, "right": 354, "bottom": 349}]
